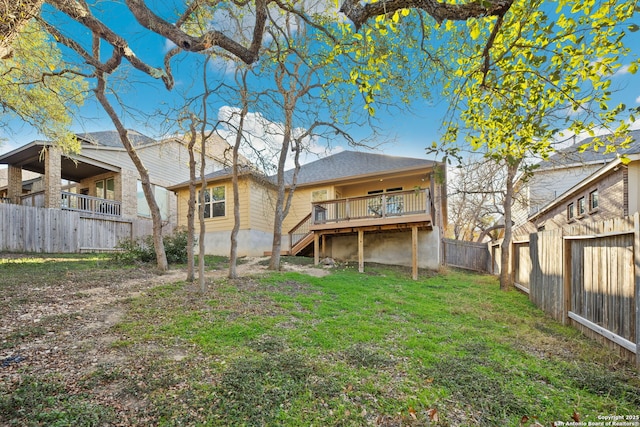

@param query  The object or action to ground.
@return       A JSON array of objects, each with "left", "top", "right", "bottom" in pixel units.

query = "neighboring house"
[
  {"left": 0, "top": 130, "right": 233, "bottom": 224},
  {"left": 170, "top": 151, "right": 447, "bottom": 270},
  {"left": 515, "top": 130, "right": 640, "bottom": 234}
]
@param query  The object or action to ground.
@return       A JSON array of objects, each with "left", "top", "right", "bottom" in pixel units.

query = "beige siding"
[
  {"left": 282, "top": 186, "right": 334, "bottom": 232},
  {"left": 336, "top": 175, "right": 426, "bottom": 198},
  {"left": 175, "top": 178, "right": 260, "bottom": 232},
  {"left": 81, "top": 139, "right": 222, "bottom": 188},
  {"left": 248, "top": 180, "right": 276, "bottom": 233}
]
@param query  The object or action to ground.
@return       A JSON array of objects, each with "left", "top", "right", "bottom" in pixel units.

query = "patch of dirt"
[{"left": 0, "top": 255, "right": 331, "bottom": 424}]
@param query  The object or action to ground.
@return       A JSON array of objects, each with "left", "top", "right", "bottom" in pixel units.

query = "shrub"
[
  {"left": 163, "top": 229, "right": 189, "bottom": 264},
  {"left": 114, "top": 229, "right": 190, "bottom": 265}
]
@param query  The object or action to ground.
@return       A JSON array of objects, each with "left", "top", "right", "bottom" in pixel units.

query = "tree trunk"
[
  {"left": 229, "top": 109, "right": 246, "bottom": 279},
  {"left": 198, "top": 141, "right": 206, "bottom": 292},
  {"left": 185, "top": 117, "right": 198, "bottom": 282},
  {"left": 499, "top": 161, "right": 519, "bottom": 291},
  {"left": 268, "top": 144, "right": 288, "bottom": 270},
  {"left": 95, "top": 73, "right": 168, "bottom": 271}
]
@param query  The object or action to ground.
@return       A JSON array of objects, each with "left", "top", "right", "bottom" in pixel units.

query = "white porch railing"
[{"left": 61, "top": 191, "right": 121, "bottom": 216}]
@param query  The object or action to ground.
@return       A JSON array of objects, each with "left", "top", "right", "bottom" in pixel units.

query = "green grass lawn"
[{"left": 1, "top": 256, "right": 639, "bottom": 426}]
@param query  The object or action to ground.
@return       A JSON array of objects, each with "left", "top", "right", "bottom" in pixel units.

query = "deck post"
[
  {"left": 314, "top": 232, "right": 320, "bottom": 265},
  {"left": 358, "top": 229, "right": 364, "bottom": 273},
  {"left": 412, "top": 226, "right": 418, "bottom": 280},
  {"left": 634, "top": 212, "right": 640, "bottom": 370}
]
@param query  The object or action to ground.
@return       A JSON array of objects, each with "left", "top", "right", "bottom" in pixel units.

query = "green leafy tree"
[
  {"left": 439, "top": 0, "right": 639, "bottom": 290},
  {"left": 0, "top": 20, "right": 86, "bottom": 151}
]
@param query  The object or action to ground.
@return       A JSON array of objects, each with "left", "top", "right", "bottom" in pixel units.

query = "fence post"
[
  {"left": 563, "top": 229, "right": 572, "bottom": 326},
  {"left": 634, "top": 212, "right": 640, "bottom": 371}
]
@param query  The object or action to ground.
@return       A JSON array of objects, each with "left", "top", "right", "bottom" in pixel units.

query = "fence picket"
[{"left": 0, "top": 204, "right": 159, "bottom": 253}]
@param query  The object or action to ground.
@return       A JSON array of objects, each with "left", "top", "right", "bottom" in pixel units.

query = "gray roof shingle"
[
  {"left": 170, "top": 151, "right": 437, "bottom": 189},
  {"left": 537, "top": 129, "right": 640, "bottom": 169},
  {"left": 281, "top": 150, "right": 436, "bottom": 186},
  {"left": 76, "top": 130, "right": 156, "bottom": 148}
]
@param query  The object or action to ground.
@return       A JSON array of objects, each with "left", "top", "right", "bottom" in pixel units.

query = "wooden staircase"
[
  {"left": 290, "top": 231, "right": 314, "bottom": 256},
  {"left": 288, "top": 213, "right": 315, "bottom": 256}
]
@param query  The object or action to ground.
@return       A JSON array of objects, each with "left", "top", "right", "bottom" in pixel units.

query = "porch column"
[
  {"left": 43, "top": 146, "right": 62, "bottom": 209},
  {"left": 7, "top": 165, "right": 22, "bottom": 203}
]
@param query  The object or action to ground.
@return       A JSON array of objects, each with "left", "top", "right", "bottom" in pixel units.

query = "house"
[
  {"left": 0, "top": 130, "right": 233, "bottom": 223},
  {"left": 169, "top": 151, "right": 447, "bottom": 271},
  {"left": 515, "top": 130, "right": 640, "bottom": 233}
]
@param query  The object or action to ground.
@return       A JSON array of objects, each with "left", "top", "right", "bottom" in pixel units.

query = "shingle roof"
[
  {"left": 281, "top": 151, "right": 436, "bottom": 186},
  {"left": 169, "top": 151, "right": 437, "bottom": 190},
  {"left": 76, "top": 130, "right": 156, "bottom": 148},
  {"left": 537, "top": 129, "right": 640, "bottom": 169}
]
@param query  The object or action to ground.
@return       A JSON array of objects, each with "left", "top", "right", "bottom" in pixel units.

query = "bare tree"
[{"left": 447, "top": 156, "right": 505, "bottom": 242}]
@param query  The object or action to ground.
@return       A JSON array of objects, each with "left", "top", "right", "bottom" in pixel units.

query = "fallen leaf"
[
  {"left": 572, "top": 411, "right": 580, "bottom": 422},
  {"left": 427, "top": 408, "right": 439, "bottom": 422},
  {"left": 409, "top": 406, "right": 417, "bottom": 420},
  {"left": 521, "top": 415, "right": 529, "bottom": 424}
]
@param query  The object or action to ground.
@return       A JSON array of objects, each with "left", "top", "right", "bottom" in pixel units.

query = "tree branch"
[{"left": 339, "top": 0, "right": 513, "bottom": 31}]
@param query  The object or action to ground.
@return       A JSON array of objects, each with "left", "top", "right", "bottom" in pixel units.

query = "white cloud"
[
  {"left": 635, "top": 95, "right": 640, "bottom": 104},
  {"left": 216, "top": 106, "right": 343, "bottom": 172},
  {"left": 163, "top": 38, "right": 177, "bottom": 53},
  {"left": 613, "top": 64, "right": 631, "bottom": 77}
]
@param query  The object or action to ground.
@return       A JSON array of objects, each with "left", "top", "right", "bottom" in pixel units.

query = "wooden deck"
[{"left": 287, "top": 189, "right": 436, "bottom": 279}]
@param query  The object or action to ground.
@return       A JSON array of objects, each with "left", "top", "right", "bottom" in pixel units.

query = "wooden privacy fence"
[
  {"left": 442, "top": 238, "right": 492, "bottom": 272},
  {"left": 509, "top": 215, "right": 639, "bottom": 368},
  {"left": 0, "top": 203, "right": 156, "bottom": 253}
]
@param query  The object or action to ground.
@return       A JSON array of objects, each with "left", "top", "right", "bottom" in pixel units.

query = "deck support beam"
[
  {"left": 314, "top": 232, "right": 320, "bottom": 265},
  {"left": 412, "top": 225, "right": 418, "bottom": 280},
  {"left": 358, "top": 229, "right": 364, "bottom": 273}
]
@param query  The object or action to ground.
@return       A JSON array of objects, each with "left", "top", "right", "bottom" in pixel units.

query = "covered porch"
[{"left": 0, "top": 141, "right": 122, "bottom": 217}]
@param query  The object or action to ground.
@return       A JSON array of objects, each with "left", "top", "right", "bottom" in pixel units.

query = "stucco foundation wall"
[
  {"left": 326, "top": 227, "right": 441, "bottom": 270},
  {"left": 203, "top": 229, "right": 274, "bottom": 257}
]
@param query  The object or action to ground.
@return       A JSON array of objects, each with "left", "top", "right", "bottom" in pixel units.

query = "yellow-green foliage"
[
  {"left": 443, "top": 0, "right": 639, "bottom": 158},
  {"left": 0, "top": 20, "right": 86, "bottom": 153}
]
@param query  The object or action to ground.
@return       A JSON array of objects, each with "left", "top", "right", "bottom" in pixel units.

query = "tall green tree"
[
  {"left": 0, "top": 20, "right": 86, "bottom": 151},
  {"left": 439, "top": 0, "right": 639, "bottom": 289}
]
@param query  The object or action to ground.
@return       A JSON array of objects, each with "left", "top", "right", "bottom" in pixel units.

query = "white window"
[
  {"left": 201, "top": 185, "right": 225, "bottom": 218},
  {"left": 590, "top": 190, "right": 599, "bottom": 211},
  {"left": 137, "top": 181, "right": 171, "bottom": 219},
  {"left": 96, "top": 177, "right": 115, "bottom": 200}
]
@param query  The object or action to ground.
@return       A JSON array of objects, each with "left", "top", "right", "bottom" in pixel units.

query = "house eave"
[
  {"left": 289, "top": 163, "right": 439, "bottom": 189},
  {"left": 528, "top": 154, "right": 640, "bottom": 222},
  {"left": 0, "top": 141, "right": 121, "bottom": 182}
]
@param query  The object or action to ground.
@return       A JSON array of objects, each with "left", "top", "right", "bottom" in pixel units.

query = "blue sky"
[{"left": 1, "top": 4, "right": 639, "bottom": 164}]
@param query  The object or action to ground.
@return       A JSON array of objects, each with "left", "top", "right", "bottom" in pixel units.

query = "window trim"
[
  {"left": 200, "top": 185, "right": 226, "bottom": 219},
  {"left": 577, "top": 197, "right": 586, "bottom": 216},
  {"left": 589, "top": 189, "right": 599, "bottom": 212},
  {"left": 567, "top": 202, "right": 575, "bottom": 221},
  {"left": 96, "top": 177, "right": 115, "bottom": 200}
]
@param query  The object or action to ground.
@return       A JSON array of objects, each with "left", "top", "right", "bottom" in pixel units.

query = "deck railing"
[
  {"left": 311, "top": 188, "right": 432, "bottom": 225},
  {"left": 61, "top": 191, "right": 121, "bottom": 216},
  {"left": 289, "top": 213, "right": 313, "bottom": 252},
  {"left": 20, "top": 191, "right": 45, "bottom": 208}
]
